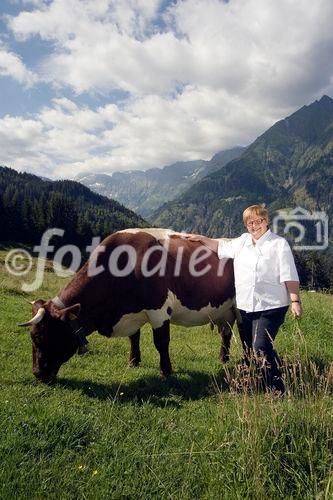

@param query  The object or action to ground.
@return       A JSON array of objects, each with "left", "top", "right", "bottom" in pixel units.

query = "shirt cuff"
[{"left": 280, "top": 271, "right": 299, "bottom": 283}]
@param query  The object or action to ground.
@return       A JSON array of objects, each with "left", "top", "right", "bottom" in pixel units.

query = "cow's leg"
[
  {"left": 217, "top": 307, "right": 236, "bottom": 363},
  {"left": 128, "top": 329, "right": 141, "bottom": 367},
  {"left": 217, "top": 321, "right": 233, "bottom": 362},
  {"left": 152, "top": 320, "right": 172, "bottom": 377}
]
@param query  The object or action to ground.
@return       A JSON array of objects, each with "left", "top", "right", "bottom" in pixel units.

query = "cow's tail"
[
  {"left": 232, "top": 298, "right": 242, "bottom": 328},
  {"left": 232, "top": 298, "right": 245, "bottom": 348}
]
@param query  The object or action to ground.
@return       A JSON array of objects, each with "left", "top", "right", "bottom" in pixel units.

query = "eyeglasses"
[{"left": 246, "top": 218, "right": 265, "bottom": 227}]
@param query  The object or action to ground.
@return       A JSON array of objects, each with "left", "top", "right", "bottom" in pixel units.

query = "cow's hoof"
[
  {"left": 220, "top": 354, "right": 230, "bottom": 363},
  {"left": 77, "top": 345, "right": 89, "bottom": 355},
  {"left": 160, "top": 366, "right": 172, "bottom": 378},
  {"left": 129, "top": 358, "right": 141, "bottom": 367}
]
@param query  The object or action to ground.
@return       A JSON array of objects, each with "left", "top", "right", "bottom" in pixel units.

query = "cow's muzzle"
[{"left": 33, "top": 368, "right": 57, "bottom": 384}]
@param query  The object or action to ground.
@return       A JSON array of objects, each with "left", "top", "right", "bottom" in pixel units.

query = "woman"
[{"left": 184, "top": 204, "right": 302, "bottom": 395}]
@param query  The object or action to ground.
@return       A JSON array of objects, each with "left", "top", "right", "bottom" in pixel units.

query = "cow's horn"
[{"left": 18, "top": 307, "right": 46, "bottom": 327}]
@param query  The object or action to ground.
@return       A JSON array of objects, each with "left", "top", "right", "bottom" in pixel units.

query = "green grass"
[{"left": 0, "top": 249, "right": 332, "bottom": 499}]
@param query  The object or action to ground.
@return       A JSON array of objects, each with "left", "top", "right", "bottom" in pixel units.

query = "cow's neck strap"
[{"left": 52, "top": 296, "right": 66, "bottom": 309}]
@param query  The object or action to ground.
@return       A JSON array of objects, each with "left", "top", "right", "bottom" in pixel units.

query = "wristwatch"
[{"left": 291, "top": 300, "right": 301, "bottom": 304}]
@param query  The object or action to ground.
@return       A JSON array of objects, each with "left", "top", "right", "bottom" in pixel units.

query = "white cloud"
[
  {"left": 2, "top": 0, "right": 333, "bottom": 179},
  {"left": 8, "top": 0, "right": 333, "bottom": 100},
  {"left": 9, "top": 0, "right": 162, "bottom": 43},
  {"left": 0, "top": 89, "right": 277, "bottom": 179},
  {"left": 0, "top": 115, "right": 51, "bottom": 176},
  {"left": 0, "top": 101, "right": 106, "bottom": 175},
  {"left": 0, "top": 45, "right": 38, "bottom": 87}
]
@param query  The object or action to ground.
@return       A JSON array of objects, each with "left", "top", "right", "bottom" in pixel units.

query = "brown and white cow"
[{"left": 19, "top": 228, "right": 239, "bottom": 383}]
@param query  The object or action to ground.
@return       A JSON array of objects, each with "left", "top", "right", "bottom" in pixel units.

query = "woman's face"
[{"left": 246, "top": 216, "right": 268, "bottom": 240}]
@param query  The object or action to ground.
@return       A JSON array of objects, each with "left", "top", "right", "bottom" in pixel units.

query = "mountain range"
[{"left": 76, "top": 147, "right": 245, "bottom": 219}]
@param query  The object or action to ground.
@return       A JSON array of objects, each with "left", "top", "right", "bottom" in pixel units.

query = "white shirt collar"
[{"left": 245, "top": 228, "right": 272, "bottom": 247}]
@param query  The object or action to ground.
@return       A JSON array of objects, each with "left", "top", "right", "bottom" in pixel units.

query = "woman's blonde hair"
[{"left": 242, "top": 204, "right": 269, "bottom": 225}]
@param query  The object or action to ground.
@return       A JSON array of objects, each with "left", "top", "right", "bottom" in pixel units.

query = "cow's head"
[{"left": 19, "top": 300, "right": 81, "bottom": 383}]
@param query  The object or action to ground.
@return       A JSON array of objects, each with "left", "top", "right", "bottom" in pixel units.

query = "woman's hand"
[
  {"left": 291, "top": 301, "right": 303, "bottom": 318},
  {"left": 285, "top": 282, "right": 302, "bottom": 318},
  {"left": 182, "top": 233, "right": 204, "bottom": 243}
]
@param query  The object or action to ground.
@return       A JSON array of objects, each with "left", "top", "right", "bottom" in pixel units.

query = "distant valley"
[{"left": 76, "top": 147, "right": 245, "bottom": 219}]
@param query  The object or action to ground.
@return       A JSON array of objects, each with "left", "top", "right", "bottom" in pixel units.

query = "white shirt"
[{"left": 217, "top": 229, "right": 299, "bottom": 312}]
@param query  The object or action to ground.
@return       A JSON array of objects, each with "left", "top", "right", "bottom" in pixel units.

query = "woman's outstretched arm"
[{"left": 182, "top": 233, "right": 219, "bottom": 253}]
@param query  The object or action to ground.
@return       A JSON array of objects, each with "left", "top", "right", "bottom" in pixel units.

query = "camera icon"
[{"left": 272, "top": 206, "right": 329, "bottom": 250}]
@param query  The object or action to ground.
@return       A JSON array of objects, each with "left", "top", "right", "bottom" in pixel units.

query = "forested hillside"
[{"left": 0, "top": 166, "right": 147, "bottom": 247}]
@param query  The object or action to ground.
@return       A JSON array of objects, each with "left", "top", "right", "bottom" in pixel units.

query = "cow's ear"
[{"left": 57, "top": 303, "right": 81, "bottom": 322}]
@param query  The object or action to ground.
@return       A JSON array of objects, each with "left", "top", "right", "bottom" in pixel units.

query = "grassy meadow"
[{"left": 0, "top": 248, "right": 332, "bottom": 499}]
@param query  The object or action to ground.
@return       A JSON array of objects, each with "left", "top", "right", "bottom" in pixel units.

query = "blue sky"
[{"left": 0, "top": 0, "right": 332, "bottom": 179}]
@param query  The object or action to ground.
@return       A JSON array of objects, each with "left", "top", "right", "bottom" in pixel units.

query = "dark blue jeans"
[{"left": 238, "top": 306, "right": 289, "bottom": 393}]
